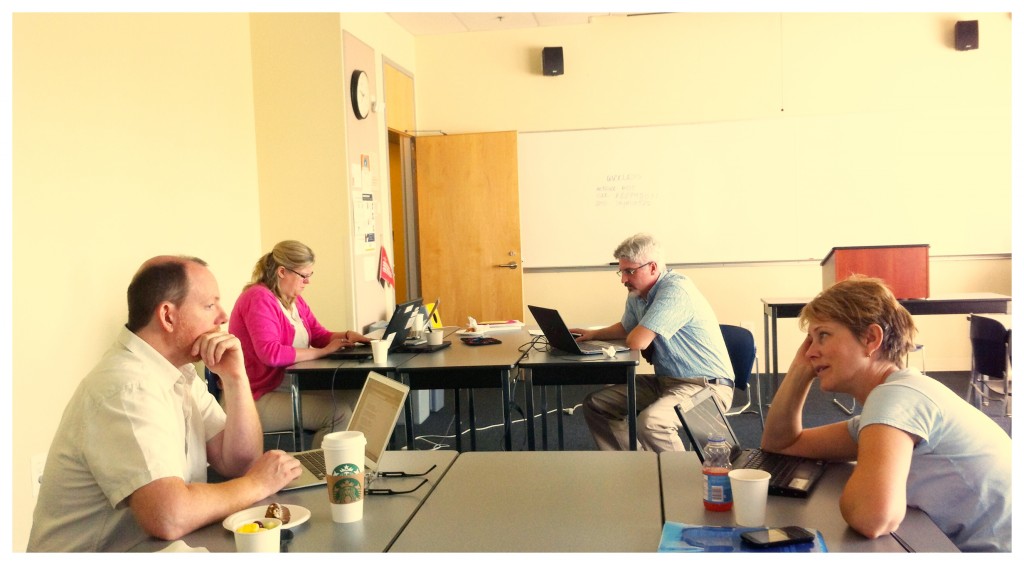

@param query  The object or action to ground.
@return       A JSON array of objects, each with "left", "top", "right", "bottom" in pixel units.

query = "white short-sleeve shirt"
[{"left": 27, "top": 327, "right": 227, "bottom": 552}]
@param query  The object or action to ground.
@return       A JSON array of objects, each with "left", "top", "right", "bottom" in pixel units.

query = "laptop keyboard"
[
  {"left": 743, "top": 449, "right": 799, "bottom": 479},
  {"left": 294, "top": 450, "right": 327, "bottom": 480}
]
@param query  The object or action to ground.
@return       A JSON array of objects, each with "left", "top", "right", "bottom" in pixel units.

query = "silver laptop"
[
  {"left": 281, "top": 371, "right": 409, "bottom": 491},
  {"left": 528, "top": 305, "right": 630, "bottom": 355}
]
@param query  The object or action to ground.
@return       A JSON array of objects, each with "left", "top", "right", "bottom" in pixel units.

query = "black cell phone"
[
  {"left": 740, "top": 526, "right": 815, "bottom": 549},
  {"left": 461, "top": 337, "right": 502, "bottom": 346}
]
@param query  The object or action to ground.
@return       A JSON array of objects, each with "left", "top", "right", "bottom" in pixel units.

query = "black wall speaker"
[
  {"left": 955, "top": 20, "right": 978, "bottom": 51},
  {"left": 542, "top": 47, "right": 564, "bottom": 76}
]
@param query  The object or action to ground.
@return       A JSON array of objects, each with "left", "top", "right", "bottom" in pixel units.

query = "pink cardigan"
[{"left": 229, "top": 284, "right": 334, "bottom": 400}]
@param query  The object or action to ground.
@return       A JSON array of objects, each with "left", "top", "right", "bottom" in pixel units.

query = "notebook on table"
[
  {"left": 528, "top": 305, "right": 630, "bottom": 355},
  {"left": 676, "top": 387, "right": 827, "bottom": 498},
  {"left": 281, "top": 371, "right": 409, "bottom": 491},
  {"left": 328, "top": 298, "right": 424, "bottom": 360}
]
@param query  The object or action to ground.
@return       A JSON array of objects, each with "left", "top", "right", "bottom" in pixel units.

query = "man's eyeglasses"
[
  {"left": 616, "top": 262, "right": 653, "bottom": 277},
  {"left": 285, "top": 267, "right": 313, "bottom": 281}
]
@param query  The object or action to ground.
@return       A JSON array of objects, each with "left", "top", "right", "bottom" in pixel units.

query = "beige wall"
[
  {"left": 10, "top": 12, "right": 414, "bottom": 551},
  {"left": 12, "top": 13, "right": 263, "bottom": 550},
  {"left": 413, "top": 12, "right": 1010, "bottom": 131},
  {"left": 410, "top": 12, "right": 1012, "bottom": 371},
  {"left": 249, "top": 13, "right": 354, "bottom": 331}
]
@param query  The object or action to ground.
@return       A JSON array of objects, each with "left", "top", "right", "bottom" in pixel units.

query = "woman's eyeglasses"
[{"left": 285, "top": 267, "right": 313, "bottom": 281}]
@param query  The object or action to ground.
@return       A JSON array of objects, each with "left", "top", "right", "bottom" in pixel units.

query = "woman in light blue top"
[{"left": 761, "top": 276, "right": 1010, "bottom": 552}]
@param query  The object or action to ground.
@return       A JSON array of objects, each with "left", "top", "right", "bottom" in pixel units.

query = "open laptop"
[
  {"left": 281, "top": 371, "right": 410, "bottom": 491},
  {"left": 329, "top": 298, "right": 423, "bottom": 360},
  {"left": 676, "top": 387, "right": 827, "bottom": 498},
  {"left": 528, "top": 305, "right": 630, "bottom": 355}
]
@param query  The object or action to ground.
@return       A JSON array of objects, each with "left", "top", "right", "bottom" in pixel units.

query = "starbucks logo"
[
  {"left": 331, "top": 463, "right": 360, "bottom": 476},
  {"left": 332, "top": 477, "right": 362, "bottom": 503}
]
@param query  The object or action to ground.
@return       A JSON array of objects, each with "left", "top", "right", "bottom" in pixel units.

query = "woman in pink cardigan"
[{"left": 229, "top": 240, "right": 370, "bottom": 448}]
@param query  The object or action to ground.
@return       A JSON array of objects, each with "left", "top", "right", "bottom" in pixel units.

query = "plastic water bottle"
[{"left": 702, "top": 434, "right": 733, "bottom": 511}]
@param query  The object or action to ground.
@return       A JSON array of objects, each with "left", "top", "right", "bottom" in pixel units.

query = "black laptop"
[
  {"left": 329, "top": 298, "right": 423, "bottom": 360},
  {"left": 676, "top": 387, "right": 828, "bottom": 498},
  {"left": 528, "top": 305, "right": 629, "bottom": 355}
]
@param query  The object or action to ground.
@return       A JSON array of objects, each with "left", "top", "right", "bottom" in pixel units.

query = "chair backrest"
[
  {"left": 969, "top": 315, "right": 1008, "bottom": 379},
  {"left": 204, "top": 367, "right": 221, "bottom": 401},
  {"left": 719, "top": 324, "right": 756, "bottom": 391}
]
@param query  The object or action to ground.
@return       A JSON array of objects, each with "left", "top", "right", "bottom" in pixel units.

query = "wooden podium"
[{"left": 821, "top": 245, "right": 930, "bottom": 299}]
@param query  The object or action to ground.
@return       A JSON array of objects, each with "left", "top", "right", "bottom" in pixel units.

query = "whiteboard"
[{"left": 518, "top": 114, "right": 1010, "bottom": 269}]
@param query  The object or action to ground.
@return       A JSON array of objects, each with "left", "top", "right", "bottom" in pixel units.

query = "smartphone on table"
[{"left": 740, "top": 526, "right": 815, "bottom": 549}]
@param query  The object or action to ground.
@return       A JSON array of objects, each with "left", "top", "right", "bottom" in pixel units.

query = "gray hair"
[{"left": 613, "top": 233, "right": 664, "bottom": 270}]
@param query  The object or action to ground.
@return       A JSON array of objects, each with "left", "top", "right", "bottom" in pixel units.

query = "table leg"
[
  {"left": 556, "top": 385, "right": 565, "bottom": 450},
  {"left": 770, "top": 308, "right": 780, "bottom": 398},
  {"left": 763, "top": 311, "right": 772, "bottom": 401},
  {"left": 501, "top": 369, "right": 512, "bottom": 451},
  {"left": 469, "top": 389, "right": 477, "bottom": 451},
  {"left": 454, "top": 390, "right": 463, "bottom": 452},
  {"left": 401, "top": 373, "right": 415, "bottom": 450},
  {"left": 290, "top": 373, "right": 304, "bottom": 452},
  {"left": 540, "top": 386, "right": 549, "bottom": 450},
  {"left": 524, "top": 368, "right": 536, "bottom": 451},
  {"left": 627, "top": 366, "right": 637, "bottom": 450}
]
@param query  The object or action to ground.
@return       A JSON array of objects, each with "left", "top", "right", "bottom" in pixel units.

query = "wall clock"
[{"left": 350, "top": 70, "right": 370, "bottom": 120}]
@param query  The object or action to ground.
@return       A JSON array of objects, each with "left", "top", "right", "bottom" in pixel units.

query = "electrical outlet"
[{"left": 31, "top": 453, "right": 47, "bottom": 499}]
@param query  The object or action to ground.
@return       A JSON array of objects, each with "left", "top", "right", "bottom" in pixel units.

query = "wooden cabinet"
[{"left": 821, "top": 245, "right": 930, "bottom": 299}]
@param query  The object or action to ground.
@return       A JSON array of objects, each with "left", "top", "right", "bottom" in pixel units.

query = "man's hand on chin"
[{"left": 192, "top": 331, "right": 245, "bottom": 379}]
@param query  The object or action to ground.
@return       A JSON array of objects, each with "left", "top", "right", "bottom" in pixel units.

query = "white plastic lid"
[{"left": 321, "top": 430, "right": 366, "bottom": 449}]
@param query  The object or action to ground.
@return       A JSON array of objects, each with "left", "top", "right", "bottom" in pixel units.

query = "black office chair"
[
  {"left": 204, "top": 367, "right": 221, "bottom": 401},
  {"left": 967, "top": 314, "right": 1011, "bottom": 417},
  {"left": 719, "top": 324, "right": 763, "bottom": 428}
]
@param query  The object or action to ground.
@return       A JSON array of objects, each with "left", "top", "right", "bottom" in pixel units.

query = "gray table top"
[
  {"left": 396, "top": 328, "right": 530, "bottom": 371},
  {"left": 141, "top": 450, "right": 457, "bottom": 553},
  {"left": 389, "top": 450, "right": 663, "bottom": 552},
  {"left": 659, "top": 452, "right": 959, "bottom": 552}
]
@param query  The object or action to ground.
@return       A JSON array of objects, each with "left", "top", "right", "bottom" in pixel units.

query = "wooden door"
[{"left": 414, "top": 131, "right": 523, "bottom": 327}]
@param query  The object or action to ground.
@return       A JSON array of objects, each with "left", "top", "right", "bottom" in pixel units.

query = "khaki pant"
[{"left": 582, "top": 375, "right": 733, "bottom": 452}]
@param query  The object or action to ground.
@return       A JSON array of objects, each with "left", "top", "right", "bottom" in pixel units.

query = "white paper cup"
[
  {"left": 729, "top": 468, "right": 771, "bottom": 526},
  {"left": 427, "top": 329, "right": 444, "bottom": 346},
  {"left": 322, "top": 431, "right": 367, "bottom": 523},
  {"left": 370, "top": 339, "right": 388, "bottom": 364},
  {"left": 232, "top": 518, "right": 282, "bottom": 552}
]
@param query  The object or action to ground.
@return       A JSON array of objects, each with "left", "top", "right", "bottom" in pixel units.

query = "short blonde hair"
[{"left": 799, "top": 275, "right": 917, "bottom": 367}]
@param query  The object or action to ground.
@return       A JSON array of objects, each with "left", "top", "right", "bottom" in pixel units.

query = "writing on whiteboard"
[{"left": 595, "top": 173, "right": 654, "bottom": 208}]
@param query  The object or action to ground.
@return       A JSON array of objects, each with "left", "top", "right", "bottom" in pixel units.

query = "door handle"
[{"left": 495, "top": 262, "right": 519, "bottom": 269}]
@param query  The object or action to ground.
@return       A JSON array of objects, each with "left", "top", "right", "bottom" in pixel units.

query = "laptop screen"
[
  {"left": 347, "top": 372, "right": 409, "bottom": 475},
  {"left": 528, "top": 305, "right": 584, "bottom": 354},
  {"left": 677, "top": 388, "right": 743, "bottom": 463},
  {"left": 383, "top": 298, "right": 423, "bottom": 351}
]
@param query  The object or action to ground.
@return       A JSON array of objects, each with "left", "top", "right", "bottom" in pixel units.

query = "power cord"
[
  {"left": 412, "top": 404, "right": 581, "bottom": 444},
  {"left": 518, "top": 334, "right": 552, "bottom": 354}
]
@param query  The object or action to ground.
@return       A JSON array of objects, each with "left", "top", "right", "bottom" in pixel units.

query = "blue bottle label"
[{"left": 703, "top": 471, "right": 733, "bottom": 504}]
